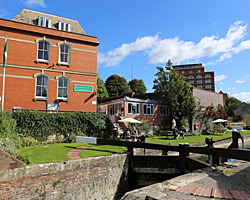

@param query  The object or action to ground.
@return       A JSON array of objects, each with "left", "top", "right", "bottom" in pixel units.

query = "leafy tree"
[
  {"left": 128, "top": 79, "right": 147, "bottom": 94},
  {"left": 97, "top": 76, "right": 109, "bottom": 98},
  {"left": 153, "top": 59, "right": 196, "bottom": 130},
  {"left": 223, "top": 96, "right": 242, "bottom": 119},
  {"left": 243, "top": 114, "right": 250, "bottom": 126},
  {"left": 105, "top": 74, "right": 132, "bottom": 97}
]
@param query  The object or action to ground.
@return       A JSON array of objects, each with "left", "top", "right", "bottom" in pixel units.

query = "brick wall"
[
  {"left": 0, "top": 18, "right": 98, "bottom": 112},
  {"left": 0, "top": 154, "right": 128, "bottom": 200}
]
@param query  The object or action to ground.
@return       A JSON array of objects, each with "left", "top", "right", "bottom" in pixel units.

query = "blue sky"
[{"left": 1, "top": 0, "right": 250, "bottom": 102}]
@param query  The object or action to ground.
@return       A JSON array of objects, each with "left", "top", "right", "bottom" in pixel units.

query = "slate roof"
[{"left": 12, "top": 8, "right": 86, "bottom": 35}]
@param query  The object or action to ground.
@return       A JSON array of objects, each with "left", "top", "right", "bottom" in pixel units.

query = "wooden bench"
[{"left": 161, "top": 131, "right": 174, "bottom": 139}]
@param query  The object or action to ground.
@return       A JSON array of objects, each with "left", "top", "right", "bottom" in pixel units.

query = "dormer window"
[
  {"left": 38, "top": 16, "right": 51, "bottom": 28},
  {"left": 59, "top": 20, "right": 70, "bottom": 32}
]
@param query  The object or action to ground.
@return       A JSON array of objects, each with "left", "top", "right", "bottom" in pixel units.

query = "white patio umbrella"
[
  {"left": 172, "top": 119, "right": 176, "bottom": 129},
  {"left": 212, "top": 119, "right": 227, "bottom": 123},
  {"left": 118, "top": 118, "right": 141, "bottom": 134},
  {"left": 118, "top": 118, "right": 141, "bottom": 124}
]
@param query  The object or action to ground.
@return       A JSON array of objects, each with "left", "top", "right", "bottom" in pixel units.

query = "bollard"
[
  {"left": 179, "top": 143, "right": 190, "bottom": 173},
  {"left": 205, "top": 137, "right": 214, "bottom": 147},
  {"left": 228, "top": 129, "right": 243, "bottom": 149},
  {"left": 205, "top": 137, "right": 221, "bottom": 165}
]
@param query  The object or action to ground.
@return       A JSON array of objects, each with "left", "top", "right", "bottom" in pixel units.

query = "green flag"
[{"left": 3, "top": 37, "right": 7, "bottom": 68}]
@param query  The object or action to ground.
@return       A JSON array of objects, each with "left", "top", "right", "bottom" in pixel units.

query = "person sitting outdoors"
[
  {"left": 132, "top": 127, "right": 138, "bottom": 141},
  {"left": 122, "top": 128, "right": 130, "bottom": 140},
  {"left": 173, "top": 126, "right": 179, "bottom": 139},
  {"left": 138, "top": 133, "right": 146, "bottom": 143},
  {"left": 181, "top": 126, "right": 187, "bottom": 139}
]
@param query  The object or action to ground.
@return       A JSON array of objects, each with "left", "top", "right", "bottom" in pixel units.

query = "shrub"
[
  {"left": 0, "top": 138, "right": 20, "bottom": 156},
  {"left": 64, "top": 133, "right": 76, "bottom": 143},
  {"left": 153, "top": 120, "right": 170, "bottom": 136},
  {"left": 11, "top": 111, "right": 114, "bottom": 140},
  {"left": 7, "top": 133, "right": 22, "bottom": 149},
  {"left": 186, "top": 132, "right": 201, "bottom": 136},
  {"left": 134, "top": 121, "right": 151, "bottom": 135},
  {"left": 214, "top": 123, "right": 226, "bottom": 132},
  {"left": 21, "top": 136, "right": 37, "bottom": 147},
  {"left": 16, "top": 153, "right": 31, "bottom": 165},
  {"left": 243, "top": 114, "right": 250, "bottom": 126},
  {"left": 0, "top": 111, "right": 16, "bottom": 138}
]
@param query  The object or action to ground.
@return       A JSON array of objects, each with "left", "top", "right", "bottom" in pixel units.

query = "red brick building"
[
  {"left": 0, "top": 9, "right": 98, "bottom": 112},
  {"left": 172, "top": 63, "right": 215, "bottom": 92},
  {"left": 98, "top": 92, "right": 171, "bottom": 126}
]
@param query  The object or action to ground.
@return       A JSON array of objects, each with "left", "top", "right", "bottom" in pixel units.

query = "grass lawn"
[
  {"left": 19, "top": 143, "right": 126, "bottom": 164},
  {"left": 19, "top": 130, "right": 250, "bottom": 164},
  {"left": 146, "top": 130, "right": 250, "bottom": 146}
]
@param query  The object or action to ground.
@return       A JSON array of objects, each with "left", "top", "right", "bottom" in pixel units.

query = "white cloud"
[
  {"left": 99, "top": 21, "right": 250, "bottom": 67},
  {"left": 233, "top": 40, "right": 250, "bottom": 53},
  {"left": 236, "top": 74, "right": 250, "bottom": 84},
  {"left": 236, "top": 79, "right": 245, "bottom": 83},
  {"left": 24, "top": 0, "right": 46, "bottom": 8},
  {"left": 215, "top": 74, "right": 228, "bottom": 82},
  {"left": 98, "top": 35, "right": 159, "bottom": 66},
  {"left": 232, "top": 92, "right": 250, "bottom": 101}
]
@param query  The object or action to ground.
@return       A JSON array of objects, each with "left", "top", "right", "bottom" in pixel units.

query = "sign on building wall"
[
  {"left": 47, "top": 102, "right": 58, "bottom": 112},
  {"left": 74, "top": 85, "right": 93, "bottom": 92}
]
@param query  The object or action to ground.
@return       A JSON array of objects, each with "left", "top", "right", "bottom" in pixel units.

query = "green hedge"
[{"left": 11, "top": 111, "right": 114, "bottom": 140}]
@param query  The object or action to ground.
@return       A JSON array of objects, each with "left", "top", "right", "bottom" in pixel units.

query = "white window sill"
[
  {"left": 33, "top": 98, "right": 48, "bottom": 102},
  {"left": 58, "top": 62, "right": 70, "bottom": 67},
  {"left": 36, "top": 60, "right": 50, "bottom": 65},
  {"left": 56, "top": 98, "right": 69, "bottom": 103}
]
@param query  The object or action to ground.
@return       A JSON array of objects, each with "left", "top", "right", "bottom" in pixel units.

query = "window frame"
[
  {"left": 143, "top": 104, "right": 154, "bottom": 115},
  {"left": 57, "top": 77, "right": 69, "bottom": 100},
  {"left": 59, "top": 20, "right": 71, "bottom": 32},
  {"left": 36, "top": 37, "right": 52, "bottom": 64},
  {"left": 196, "top": 75, "right": 202, "bottom": 79},
  {"left": 189, "top": 75, "right": 194, "bottom": 79},
  {"left": 108, "top": 104, "right": 115, "bottom": 115},
  {"left": 37, "top": 40, "right": 50, "bottom": 62},
  {"left": 197, "top": 85, "right": 203, "bottom": 89},
  {"left": 38, "top": 16, "right": 51, "bottom": 28},
  {"left": 205, "top": 85, "right": 212, "bottom": 89},
  {"left": 58, "top": 41, "right": 72, "bottom": 66},
  {"left": 128, "top": 103, "right": 140, "bottom": 115},
  {"left": 35, "top": 75, "right": 49, "bottom": 99},
  {"left": 189, "top": 80, "right": 194, "bottom": 84},
  {"left": 205, "top": 74, "right": 211, "bottom": 78},
  {"left": 205, "top": 79, "right": 211, "bottom": 83},
  {"left": 160, "top": 105, "right": 169, "bottom": 116},
  {"left": 197, "top": 80, "right": 202, "bottom": 84}
]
